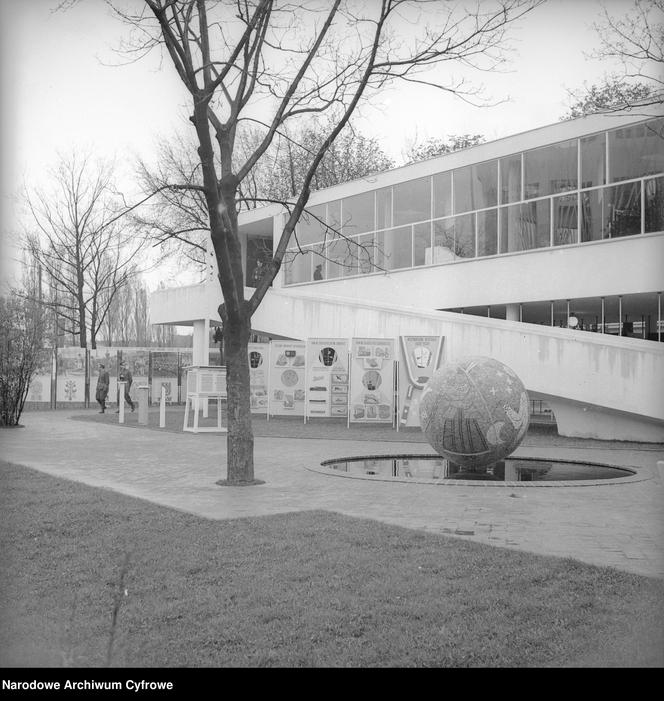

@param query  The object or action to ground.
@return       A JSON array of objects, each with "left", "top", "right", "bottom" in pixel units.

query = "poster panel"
[
  {"left": 25, "top": 349, "right": 53, "bottom": 404},
  {"left": 349, "top": 338, "right": 396, "bottom": 423},
  {"left": 248, "top": 343, "right": 270, "bottom": 413},
  {"left": 305, "top": 338, "right": 349, "bottom": 418},
  {"left": 55, "top": 347, "right": 88, "bottom": 404},
  {"left": 269, "top": 341, "right": 306, "bottom": 416},
  {"left": 398, "top": 336, "right": 444, "bottom": 427}
]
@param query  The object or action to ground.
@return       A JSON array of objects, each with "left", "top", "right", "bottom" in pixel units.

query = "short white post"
[
  {"left": 160, "top": 385, "right": 166, "bottom": 428},
  {"left": 657, "top": 460, "right": 664, "bottom": 484},
  {"left": 138, "top": 385, "right": 149, "bottom": 425},
  {"left": 118, "top": 381, "right": 126, "bottom": 424}
]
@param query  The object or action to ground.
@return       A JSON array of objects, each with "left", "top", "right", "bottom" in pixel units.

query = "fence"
[{"left": 25, "top": 346, "right": 224, "bottom": 410}]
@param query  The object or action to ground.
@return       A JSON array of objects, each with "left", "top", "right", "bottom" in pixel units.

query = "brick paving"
[{"left": 1, "top": 408, "right": 663, "bottom": 579}]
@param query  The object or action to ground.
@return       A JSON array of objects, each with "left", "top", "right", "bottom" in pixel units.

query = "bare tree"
[
  {"left": 106, "top": 0, "right": 541, "bottom": 484},
  {"left": 22, "top": 152, "right": 152, "bottom": 349},
  {"left": 564, "top": 0, "right": 663, "bottom": 117},
  {"left": 405, "top": 133, "right": 485, "bottom": 163}
]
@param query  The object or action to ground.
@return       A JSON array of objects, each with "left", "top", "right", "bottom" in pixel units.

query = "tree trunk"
[{"left": 223, "top": 315, "right": 255, "bottom": 484}]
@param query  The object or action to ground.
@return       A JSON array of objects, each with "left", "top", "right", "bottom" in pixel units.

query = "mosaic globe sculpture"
[{"left": 419, "top": 356, "right": 530, "bottom": 468}]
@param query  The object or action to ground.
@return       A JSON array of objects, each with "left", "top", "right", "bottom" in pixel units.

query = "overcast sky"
[{"left": 0, "top": 0, "right": 635, "bottom": 289}]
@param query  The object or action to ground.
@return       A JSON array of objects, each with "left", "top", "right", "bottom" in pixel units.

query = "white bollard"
[
  {"left": 160, "top": 385, "right": 166, "bottom": 428},
  {"left": 657, "top": 461, "right": 664, "bottom": 484},
  {"left": 118, "top": 381, "right": 126, "bottom": 424}
]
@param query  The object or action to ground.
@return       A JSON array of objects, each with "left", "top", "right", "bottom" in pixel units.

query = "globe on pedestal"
[{"left": 419, "top": 356, "right": 530, "bottom": 468}]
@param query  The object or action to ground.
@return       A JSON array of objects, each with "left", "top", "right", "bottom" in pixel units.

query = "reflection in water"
[{"left": 325, "top": 456, "right": 633, "bottom": 482}]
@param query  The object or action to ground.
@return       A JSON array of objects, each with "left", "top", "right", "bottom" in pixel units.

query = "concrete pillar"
[
  {"left": 505, "top": 304, "right": 520, "bottom": 322},
  {"left": 138, "top": 385, "right": 149, "bottom": 425},
  {"left": 192, "top": 319, "right": 210, "bottom": 366}
]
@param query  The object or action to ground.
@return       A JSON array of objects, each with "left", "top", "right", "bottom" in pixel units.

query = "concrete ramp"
[{"left": 252, "top": 287, "right": 664, "bottom": 442}]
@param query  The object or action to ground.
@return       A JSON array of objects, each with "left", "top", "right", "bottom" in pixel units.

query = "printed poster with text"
[
  {"left": 398, "top": 336, "right": 444, "bottom": 427},
  {"left": 305, "top": 338, "right": 349, "bottom": 418},
  {"left": 248, "top": 343, "right": 270, "bottom": 413},
  {"left": 268, "top": 341, "right": 306, "bottom": 416},
  {"left": 349, "top": 338, "right": 396, "bottom": 423}
]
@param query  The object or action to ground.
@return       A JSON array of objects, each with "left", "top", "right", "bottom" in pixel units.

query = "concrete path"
[{"left": 1, "top": 410, "right": 663, "bottom": 579}]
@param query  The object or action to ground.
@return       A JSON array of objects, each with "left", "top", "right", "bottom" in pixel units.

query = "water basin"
[{"left": 319, "top": 454, "right": 637, "bottom": 485}]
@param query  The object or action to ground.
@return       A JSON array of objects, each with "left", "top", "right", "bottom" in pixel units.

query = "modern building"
[{"left": 150, "top": 109, "right": 664, "bottom": 442}]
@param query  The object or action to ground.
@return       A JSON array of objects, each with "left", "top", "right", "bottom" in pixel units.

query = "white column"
[
  {"left": 505, "top": 304, "right": 520, "bottom": 322},
  {"left": 192, "top": 318, "right": 210, "bottom": 417}
]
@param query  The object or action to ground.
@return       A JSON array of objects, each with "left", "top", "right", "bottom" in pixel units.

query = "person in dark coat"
[
  {"left": 95, "top": 364, "right": 110, "bottom": 413},
  {"left": 116, "top": 361, "right": 135, "bottom": 412}
]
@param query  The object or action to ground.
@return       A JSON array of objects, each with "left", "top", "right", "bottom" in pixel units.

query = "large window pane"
[
  {"left": 413, "top": 222, "right": 432, "bottom": 266},
  {"left": 609, "top": 118, "right": 664, "bottom": 182},
  {"left": 500, "top": 200, "right": 551, "bottom": 253},
  {"left": 383, "top": 226, "right": 413, "bottom": 269},
  {"left": 376, "top": 187, "right": 392, "bottom": 229},
  {"left": 477, "top": 209, "right": 498, "bottom": 257},
  {"left": 296, "top": 204, "right": 327, "bottom": 245},
  {"left": 581, "top": 189, "right": 608, "bottom": 242},
  {"left": 433, "top": 171, "right": 452, "bottom": 218},
  {"left": 283, "top": 248, "right": 312, "bottom": 284},
  {"left": 342, "top": 191, "right": 374, "bottom": 236},
  {"left": 553, "top": 192, "right": 579, "bottom": 246},
  {"left": 524, "top": 140, "right": 577, "bottom": 198},
  {"left": 500, "top": 154, "right": 521, "bottom": 204},
  {"left": 581, "top": 133, "right": 605, "bottom": 188},
  {"left": 357, "top": 233, "right": 376, "bottom": 273},
  {"left": 645, "top": 176, "right": 664, "bottom": 234},
  {"left": 394, "top": 177, "right": 431, "bottom": 225},
  {"left": 455, "top": 161, "right": 498, "bottom": 213},
  {"left": 325, "top": 237, "right": 346, "bottom": 279},
  {"left": 432, "top": 214, "right": 475, "bottom": 261},
  {"left": 327, "top": 199, "right": 342, "bottom": 233},
  {"left": 607, "top": 181, "right": 641, "bottom": 238}
]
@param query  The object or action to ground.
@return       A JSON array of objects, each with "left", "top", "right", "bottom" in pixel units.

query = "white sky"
[{"left": 0, "top": 0, "right": 636, "bottom": 290}]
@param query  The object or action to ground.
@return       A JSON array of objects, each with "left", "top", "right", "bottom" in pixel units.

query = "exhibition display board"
[
  {"left": 269, "top": 341, "right": 306, "bottom": 417},
  {"left": 182, "top": 365, "right": 227, "bottom": 433},
  {"left": 248, "top": 343, "right": 269, "bottom": 413},
  {"left": 305, "top": 338, "right": 350, "bottom": 419},
  {"left": 398, "top": 336, "right": 444, "bottom": 427},
  {"left": 349, "top": 337, "right": 396, "bottom": 423}
]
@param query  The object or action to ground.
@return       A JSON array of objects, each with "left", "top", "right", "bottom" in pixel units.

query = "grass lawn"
[{"left": 1, "top": 460, "right": 663, "bottom": 668}]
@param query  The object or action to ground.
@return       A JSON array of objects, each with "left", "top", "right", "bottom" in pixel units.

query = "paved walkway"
[{"left": 2, "top": 410, "right": 663, "bottom": 579}]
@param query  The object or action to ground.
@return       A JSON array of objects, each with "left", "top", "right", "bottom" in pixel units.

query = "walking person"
[
  {"left": 95, "top": 363, "right": 110, "bottom": 413},
  {"left": 116, "top": 361, "right": 135, "bottom": 413}
]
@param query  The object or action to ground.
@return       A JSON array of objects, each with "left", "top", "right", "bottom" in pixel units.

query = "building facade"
[{"left": 150, "top": 109, "right": 664, "bottom": 442}]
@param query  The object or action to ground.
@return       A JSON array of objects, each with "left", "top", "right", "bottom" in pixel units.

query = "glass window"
[
  {"left": 283, "top": 248, "right": 312, "bottom": 284},
  {"left": 524, "top": 140, "right": 577, "bottom": 198},
  {"left": 383, "top": 226, "right": 413, "bottom": 270},
  {"left": 394, "top": 177, "right": 431, "bottom": 226},
  {"left": 433, "top": 171, "right": 452, "bottom": 218},
  {"left": 327, "top": 200, "right": 342, "bottom": 234},
  {"left": 581, "top": 133, "right": 605, "bottom": 189},
  {"left": 432, "top": 214, "right": 475, "bottom": 261},
  {"left": 645, "top": 176, "right": 664, "bottom": 234},
  {"left": 296, "top": 204, "right": 327, "bottom": 245},
  {"left": 342, "top": 191, "right": 374, "bottom": 236},
  {"left": 610, "top": 118, "right": 664, "bottom": 182},
  {"left": 454, "top": 161, "right": 498, "bottom": 213},
  {"left": 581, "top": 189, "right": 608, "bottom": 242},
  {"left": 325, "top": 238, "right": 346, "bottom": 279},
  {"left": 477, "top": 209, "right": 498, "bottom": 257},
  {"left": 376, "top": 187, "right": 392, "bottom": 229},
  {"left": 500, "top": 154, "right": 521, "bottom": 204},
  {"left": 357, "top": 233, "right": 376, "bottom": 274},
  {"left": 553, "top": 192, "right": 579, "bottom": 246},
  {"left": 607, "top": 181, "right": 642, "bottom": 238},
  {"left": 413, "top": 222, "right": 432, "bottom": 266},
  {"left": 500, "top": 200, "right": 551, "bottom": 253}
]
